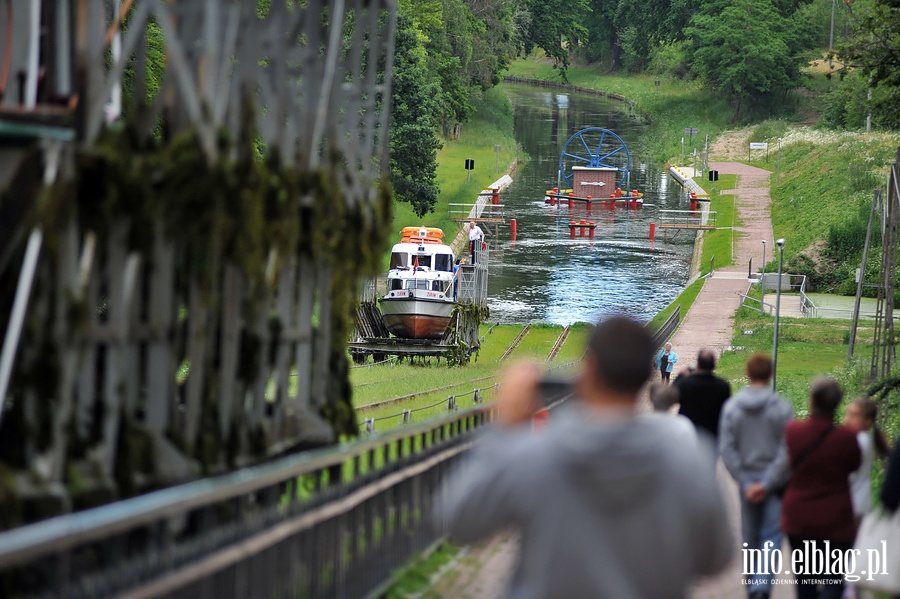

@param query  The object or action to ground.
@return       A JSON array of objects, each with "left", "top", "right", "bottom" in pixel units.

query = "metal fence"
[
  {"left": 739, "top": 274, "right": 807, "bottom": 316},
  {"left": 658, "top": 210, "right": 718, "bottom": 229},
  {"left": 650, "top": 306, "right": 681, "bottom": 350},
  {"left": 0, "top": 407, "right": 494, "bottom": 599}
]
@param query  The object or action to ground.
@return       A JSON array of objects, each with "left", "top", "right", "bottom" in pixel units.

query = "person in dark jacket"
[
  {"left": 675, "top": 348, "right": 732, "bottom": 442},
  {"left": 882, "top": 436, "right": 900, "bottom": 513},
  {"left": 782, "top": 377, "right": 861, "bottom": 599}
]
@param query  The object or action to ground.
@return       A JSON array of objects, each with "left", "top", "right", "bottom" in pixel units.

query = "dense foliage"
[{"left": 827, "top": 0, "right": 900, "bottom": 131}]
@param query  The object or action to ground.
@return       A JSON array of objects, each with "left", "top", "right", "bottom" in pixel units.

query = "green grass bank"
[
  {"left": 351, "top": 323, "right": 590, "bottom": 431},
  {"left": 759, "top": 131, "right": 900, "bottom": 289},
  {"left": 388, "top": 87, "right": 523, "bottom": 262},
  {"left": 694, "top": 173, "right": 739, "bottom": 275}
]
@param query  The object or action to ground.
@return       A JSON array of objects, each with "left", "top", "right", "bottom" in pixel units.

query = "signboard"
[
  {"left": 464, "top": 158, "right": 475, "bottom": 170},
  {"left": 684, "top": 127, "right": 699, "bottom": 135},
  {"left": 748, "top": 142, "right": 769, "bottom": 162},
  {"left": 708, "top": 170, "right": 719, "bottom": 182}
]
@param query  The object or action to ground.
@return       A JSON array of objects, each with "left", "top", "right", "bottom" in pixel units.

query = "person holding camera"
[{"left": 437, "top": 317, "right": 732, "bottom": 598}]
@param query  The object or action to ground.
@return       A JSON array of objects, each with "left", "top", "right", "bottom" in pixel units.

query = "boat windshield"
[
  {"left": 390, "top": 252, "right": 408, "bottom": 269},
  {"left": 390, "top": 278, "right": 403, "bottom": 290},
  {"left": 412, "top": 254, "right": 432, "bottom": 269},
  {"left": 408, "top": 279, "right": 430, "bottom": 290},
  {"left": 434, "top": 254, "right": 452, "bottom": 272}
]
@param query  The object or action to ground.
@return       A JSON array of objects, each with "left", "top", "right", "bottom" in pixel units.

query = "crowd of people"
[{"left": 438, "top": 317, "right": 900, "bottom": 599}]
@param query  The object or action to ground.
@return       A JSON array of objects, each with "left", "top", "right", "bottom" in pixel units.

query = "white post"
[
  {"left": 761, "top": 240, "right": 766, "bottom": 311},
  {"left": 772, "top": 239, "right": 785, "bottom": 391}
]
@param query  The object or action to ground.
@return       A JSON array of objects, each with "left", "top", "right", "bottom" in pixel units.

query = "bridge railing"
[
  {"left": 658, "top": 210, "right": 718, "bottom": 229},
  {"left": 0, "top": 407, "right": 495, "bottom": 599}
]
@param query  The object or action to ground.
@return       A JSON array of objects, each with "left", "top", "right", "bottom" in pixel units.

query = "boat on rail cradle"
[{"left": 379, "top": 227, "right": 457, "bottom": 339}]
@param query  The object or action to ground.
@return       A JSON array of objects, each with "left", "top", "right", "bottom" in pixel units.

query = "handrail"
[
  {"left": 651, "top": 305, "right": 680, "bottom": 350},
  {"left": 0, "top": 406, "right": 488, "bottom": 569}
]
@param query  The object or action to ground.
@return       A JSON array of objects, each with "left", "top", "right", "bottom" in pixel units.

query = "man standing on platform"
[
  {"left": 675, "top": 348, "right": 731, "bottom": 442},
  {"left": 468, "top": 220, "right": 485, "bottom": 263}
]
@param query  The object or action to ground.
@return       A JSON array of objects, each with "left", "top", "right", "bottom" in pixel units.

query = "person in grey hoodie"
[
  {"left": 718, "top": 353, "right": 794, "bottom": 599},
  {"left": 438, "top": 317, "right": 733, "bottom": 599}
]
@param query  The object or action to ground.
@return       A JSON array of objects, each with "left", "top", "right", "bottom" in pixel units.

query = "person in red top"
[{"left": 781, "top": 377, "right": 861, "bottom": 599}]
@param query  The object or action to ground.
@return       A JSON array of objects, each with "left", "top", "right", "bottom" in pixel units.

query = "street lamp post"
[
  {"left": 761, "top": 240, "right": 766, "bottom": 310},
  {"left": 772, "top": 238, "right": 785, "bottom": 391},
  {"left": 775, "top": 138, "right": 782, "bottom": 186}
]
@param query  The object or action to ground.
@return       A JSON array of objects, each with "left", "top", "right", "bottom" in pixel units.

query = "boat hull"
[{"left": 380, "top": 296, "right": 454, "bottom": 339}]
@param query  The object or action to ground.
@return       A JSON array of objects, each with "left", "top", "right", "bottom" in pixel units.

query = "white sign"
[
  {"left": 579, "top": 181, "right": 606, "bottom": 186},
  {"left": 749, "top": 142, "right": 769, "bottom": 150}
]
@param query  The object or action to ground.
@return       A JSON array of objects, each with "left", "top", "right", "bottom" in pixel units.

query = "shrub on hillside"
[
  {"left": 820, "top": 72, "right": 900, "bottom": 131},
  {"left": 647, "top": 42, "right": 690, "bottom": 79}
]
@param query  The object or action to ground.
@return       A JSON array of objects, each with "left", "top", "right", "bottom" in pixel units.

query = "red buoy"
[
  {"left": 510, "top": 218, "right": 517, "bottom": 241},
  {"left": 650, "top": 222, "right": 656, "bottom": 240}
]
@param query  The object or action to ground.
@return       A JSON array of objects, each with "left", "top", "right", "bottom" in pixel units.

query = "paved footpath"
[
  {"left": 425, "top": 162, "right": 796, "bottom": 598},
  {"left": 668, "top": 161, "right": 775, "bottom": 363}
]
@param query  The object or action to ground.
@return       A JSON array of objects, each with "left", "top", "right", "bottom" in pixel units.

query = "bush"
[
  {"left": 647, "top": 42, "right": 690, "bottom": 79},
  {"left": 820, "top": 71, "right": 900, "bottom": 131},
  {"left": 748, "top": 120, "right": 790, "bottom": 144}
]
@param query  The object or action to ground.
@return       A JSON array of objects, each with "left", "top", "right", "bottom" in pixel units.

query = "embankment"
[
  {"left": 764, "top": 129, "right": 900, "bottom": 294},
  {"left": 390, "top": 87, "right": 524, "bottom": 250}
]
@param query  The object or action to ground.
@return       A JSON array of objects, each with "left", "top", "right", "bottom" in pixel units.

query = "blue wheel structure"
[{"left": 559, "top": 127, "right": 631, "bottom": 189}]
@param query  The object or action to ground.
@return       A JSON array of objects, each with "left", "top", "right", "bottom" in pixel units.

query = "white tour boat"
[{"left": 379, "top": 227, "right": 456, "bottom": 339}]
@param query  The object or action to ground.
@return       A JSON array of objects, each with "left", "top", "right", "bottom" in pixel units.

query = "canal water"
[{"left": 487, "top": 83, "right": 695, "bottom": 325}]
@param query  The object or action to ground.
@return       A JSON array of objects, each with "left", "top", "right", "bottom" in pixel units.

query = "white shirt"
[
  {"left": 849, "top": 430, "right": 875, "bottom": 516},
  {"left": 468, "top": 224, "right": 483, "bottom": 241}
]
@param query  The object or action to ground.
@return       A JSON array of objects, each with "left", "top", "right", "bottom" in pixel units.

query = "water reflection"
[{"left": 488, "top": 84, "right": 694, "bottom": 325}]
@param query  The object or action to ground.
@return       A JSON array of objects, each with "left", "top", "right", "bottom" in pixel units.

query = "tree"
[
  {"left": 837, "top": 0, "right": 900, "bottom": 129},
  {"left": 389, "top": 10, "right": 443, "bottom": 216},
  {"left": 686, "top": 0, "right": 808, "bottom": 121},
  {"left": 519, "top": 0, "right": 590, "bottom": 80}
]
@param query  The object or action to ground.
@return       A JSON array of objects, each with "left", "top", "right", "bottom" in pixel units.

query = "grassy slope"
[
  {"left": 352, "top": 323, "right": 584, "bottom": 430},
  {"left": 694, "top": 173, "right": 739, "bottom": 275},
  {"left": 716, "top": 308, "right": 898, "bottom": 498},
  {"left": 388, "top": 87, "right": 522, "bottom": 262},
  {"left": 647, "top": 278, "right": 705, "bottom": 333},
  {"left": 715, "top": 308, "right": 871, "bottom": 408},
  {"left": 760, "top": 131, "right": 900, "bottom": 268}
]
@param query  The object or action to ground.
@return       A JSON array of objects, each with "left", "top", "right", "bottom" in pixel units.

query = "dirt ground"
[{"left": 709, "top": 129, "right": 753, "bottom": 161}]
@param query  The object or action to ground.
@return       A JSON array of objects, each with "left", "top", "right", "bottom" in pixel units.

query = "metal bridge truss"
[{"left": 0, "top": 0, "right": 398, "bottom": 524}]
